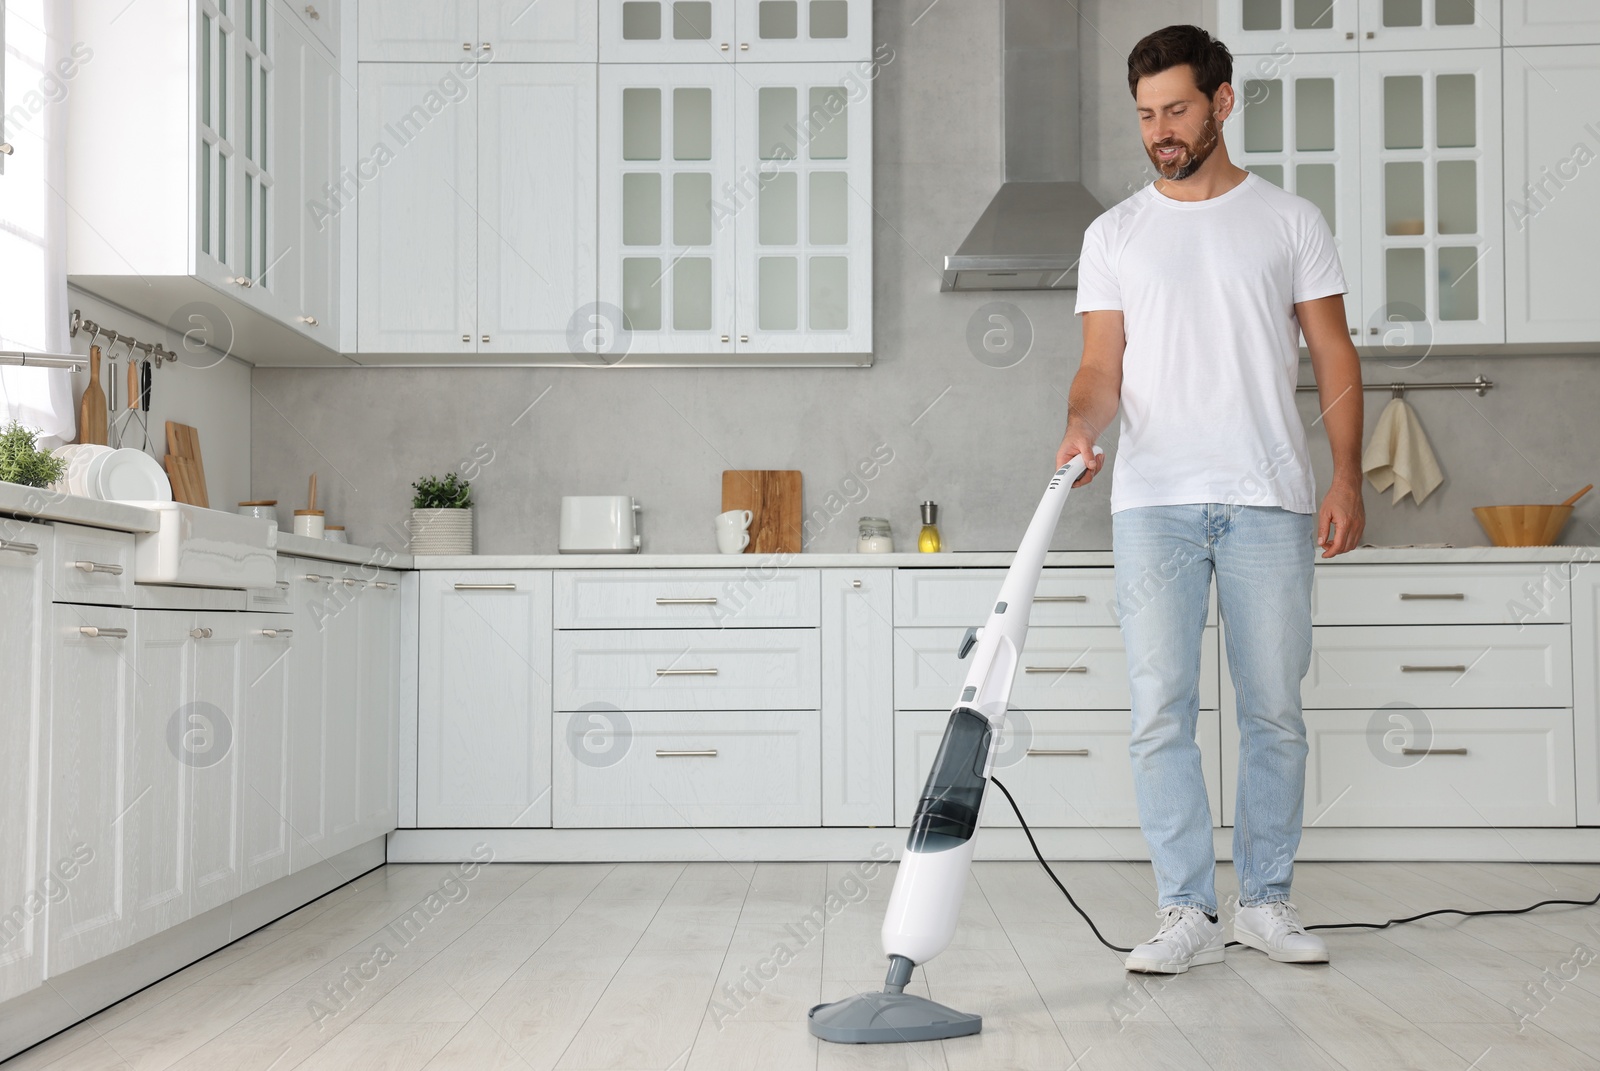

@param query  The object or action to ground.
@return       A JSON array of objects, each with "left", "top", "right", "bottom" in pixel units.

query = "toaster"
[{"left": 559, "top": 495, "right": 641, "bottom": 553}]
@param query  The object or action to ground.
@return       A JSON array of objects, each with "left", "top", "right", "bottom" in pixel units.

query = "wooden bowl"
[{"left": 1471, "top": 504, "right": 1573, "bottom": 546}]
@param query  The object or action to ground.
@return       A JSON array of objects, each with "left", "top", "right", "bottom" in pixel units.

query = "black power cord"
[{"left": 989, "top": 775, "right": 1600, "bottom": 954}]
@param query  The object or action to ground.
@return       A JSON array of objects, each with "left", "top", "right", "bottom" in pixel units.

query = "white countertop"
[
  {"left": 0, "top": 482, "right": 162, "bottom": 532},
  {"left": 274, "top": 531, "right": 414, "bottom": 569}
]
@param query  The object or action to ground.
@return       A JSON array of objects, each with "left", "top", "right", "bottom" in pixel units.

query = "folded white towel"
[{"left": 1362, "top": 397, "right": 1443, "bottom": 505}]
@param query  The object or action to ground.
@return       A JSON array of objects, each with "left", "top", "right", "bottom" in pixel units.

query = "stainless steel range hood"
[{"left": 941, "top": 1, "right": 1105, "bottom": 292}]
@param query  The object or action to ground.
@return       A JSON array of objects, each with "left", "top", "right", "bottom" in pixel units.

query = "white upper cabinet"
[
  {"left": 276, "top": 20, "right": 342, "bottom": 347},
  {"left": 600, "top": 0, "right": 738, "bottom": 61},
  {"left": 1216, "top": 0, "right": 1502, "bottom": 51},
  {"left": 282, "top": 0, "right": 340, "bottom": 56},
  {"left": 1216, "top": 0, "right": 1361, "bottom": 52},
  {"left": 732, "top": 0, "right": 872, "bottom": 61},
  {"left": 1503, "top": 0, "right": 1600, "bottom": 44},
  {"left": 1503, "top": 45, "right": 1600, "bottom": 343},
  {"left": 734, "top": 63, "right": 872, "bottom": 355},
  {"left": 478, "top": 65, "right": 599, "bottom": 354},
  {"left": 360, "top": 0, "right": 596, "bottom": 61},
  {"left": 1228, "top": 53, "right": 1363, "bottom": 336},
  {"left": 357, "top": 63, "right": 479, "bottom": 355},
  {"left": 1358, "top": 49, "right": 1503, "bottom": 346},
  {"left": 600, "top": 64, "right": 739, "bottom": 355}
]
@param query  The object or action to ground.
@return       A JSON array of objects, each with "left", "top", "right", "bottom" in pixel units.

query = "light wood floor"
[{"left": 5, "top": 859, "right": 1600, "bottom": 1070}]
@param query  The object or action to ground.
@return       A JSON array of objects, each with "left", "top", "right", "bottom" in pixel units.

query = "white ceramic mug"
[{"left": 715, "top": 509, "right": 753, "bottom": 554}]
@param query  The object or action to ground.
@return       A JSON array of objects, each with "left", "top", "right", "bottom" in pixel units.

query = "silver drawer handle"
[
  {"left": 302, "top": 573, "right": 330, "bottom": 582},
  {"left": 275, "top": 580, "right": 290, "bottom": 589},
  {"left": 0, "top": 539, "right": 39, "bottom": 555},
  {"left": 371, "top": 581, "right": 395, "bottom": 590},
  {"left": 656, "top": 668, "right": 719, "bottom": 676},
  {"left": 1024, "top": 665, "right": 1089, "bottom": 674},
  {"left": 1399, "top": 592, "right": 1466, "bottom": 600},
  {"left": 1027, "top": 748, "right": 1091, "bottom": 757},
  {"left": 454, "top": 583, "right": 517, "bottom": 590},
  {"left": 341, "top": 577, "right": 364, "bottom": 587},
  {"left": 73, "top": 559, "right": 123, "bottom": 575},
  {"left": 1400, "top": 746, "right": 1469, "bottom": 756},
  {"left": 189, "top": 627, "right": 214, "bottom": 639},
  {"left": 656, "top": 597, "right": 718, "bottom": 605},
  {"left": 256, "top": 628, "right": 294, "bottom": 638},
  {"left": 1401, "top": 664, "right": 1468, "bottom": 673},
  {"left": 78, "top": 626, "right": 128, "bottom": 639},
  {"left": 1034, "top": 594, "right": 1088, "bottom": 603},
  {"left": 656, "top": 749, "right": 718, "bottom": 758}
]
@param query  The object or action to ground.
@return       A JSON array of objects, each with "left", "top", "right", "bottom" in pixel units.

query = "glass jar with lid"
[{"left": 857, "top": 516, "right": 894, "bottom": 553}]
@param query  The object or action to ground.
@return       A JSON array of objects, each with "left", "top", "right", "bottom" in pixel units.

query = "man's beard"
[{"left": 1147, "top": 117, "right": 1220, "bottom": 181}]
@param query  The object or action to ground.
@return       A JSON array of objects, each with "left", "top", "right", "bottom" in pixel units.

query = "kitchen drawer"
[
  {"left": 0, "top": 517, "right": 53, "bottom": 573},
  {"left": 894, "top": 626, "right": 1219, "bottom": 711},
  {"left": 1288, "top": 709, "right": 1576, "bottom": 827},
  {"left": 894, "top": 709, "right": 1222, "bottom": 828},
  {"left": 554, "top": 628, "right": 820, "bottom": 711},
  {"left": 1312, "top": 564, "right": 1569, "bottom": 625},
  {"left": 552, "top": 710, "right": 820, "bottom": 827},
  {"left": 51, "top": 523, "right": 135, "bottom": 607},
  {"left": 894, "top": 568, "right": 1215, "bottom": 628},
  {"left": 1301, "top": 625, "right": 1571, "bottom": 709},
  {"left": 246, "top": 556, "right": 295, "bottom": 614},
  {"left": 556, "top": 569, "right": 819, "bottom": 629}
]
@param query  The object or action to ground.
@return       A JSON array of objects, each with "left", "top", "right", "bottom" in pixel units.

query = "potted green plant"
[
  {"left": 410, "top": 472, "right": 474, "bottom": 555},
  {"left": 0, "top": 421, "right": 68, "bottom": 489}
]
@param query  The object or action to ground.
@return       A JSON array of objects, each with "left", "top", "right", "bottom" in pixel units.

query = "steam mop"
[{"left": 808, "top": 446, "right": 1104, "bottom": 1044}]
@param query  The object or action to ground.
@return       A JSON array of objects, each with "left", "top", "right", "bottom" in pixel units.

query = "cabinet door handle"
[
  {"left": 1399, "top": 592, "right": 1465, "bottom": 601},
  {"left": 1033, "top": 594, "right": 1087, "bottom": 603},
  {"left": 72, "top": 559, "right": 124, "bottom": 575},
  {"left": 719, "top": 42, "right": 729, "bottom": 51},
  {"left": 851, "top": 579, "right": 862, "bottom": 588},
  {"left": 462, "top": 333, "right": 471, "bottom": 342},
  {"left": 463, "top": 42, "right": 473, "bottom": 51},
  {"left": 341, "top": 577, "right": 365, "bottom": 587},
  {"left": 656, "top": 749, "right": 718, "bottom": 758},
  {"left": 482, "top": 334, "right": 490, "bottom": 343},
  {"left": 297, "top": 315, "right": 319, "bottom": 326},
  {"left": 656, "top": 668, "right": 719, "bottom": 676},
  {"left": 1024, "top": 665, "right": 1089, "bottom": 674},
  {"left": 739, "top": 42, "right": 749, "bottom": 50},
  {"left": 1400, "top": 664, "right": 1468, "bottom": 673},
  {"left": 304, "top": 4, "right": 320, "bottom": 19},
  {"left": 78, "top": 626, "right": 128, "bottom": 639},
  {"left": 189, "top": 627, "right": 214, "bottom": 639},
  {"left": 275, "top": 580, "right": 290, "bottom": 589},
  {"left": 454, "top": 582, "right": 516, "bottom": 590},
  {"left": 739, "top": 334, "right": 749, "bottom": 343},
  {"left": 0, "top": 539, "right": 39, "bottom": 555},
  {"left": 481, "top": 42, "right": 491, "bottom": 51},
  {"left": 302, "top": 573, "right": 330, "bottom": 582},
  {"left": 656, "top": 596, "right": 717, "bottom": 605},
  {"left": 1026, "top": 748, "right": 1090, "bottom": 757},
  {"left": 256, "top": 628, "right": 294, "bottom": 638},
  {"left": 371, "top": 581, "right": 395, "bottom": 590},
  {"left": 1400, "top": 747, "right": 1468, "bottom": 756}
]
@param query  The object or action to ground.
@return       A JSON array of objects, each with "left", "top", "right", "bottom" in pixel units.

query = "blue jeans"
[{"left": 1112, "top": 503, "right": 1316, "bottom": 914}]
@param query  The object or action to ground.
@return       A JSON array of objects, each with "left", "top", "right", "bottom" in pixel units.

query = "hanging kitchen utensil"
[{"left": 79, "top": 344, "right": 108, "bottom": 445}]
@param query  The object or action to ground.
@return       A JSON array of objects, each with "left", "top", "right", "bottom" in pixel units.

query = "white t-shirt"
[{"left": 1074, "top": 172, "right": 1347, "bottom": 515}]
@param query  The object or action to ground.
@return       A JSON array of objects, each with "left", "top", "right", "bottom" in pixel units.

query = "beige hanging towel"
[{"left": 1361, "top": 397, "right": 1444, "bottom": 505}]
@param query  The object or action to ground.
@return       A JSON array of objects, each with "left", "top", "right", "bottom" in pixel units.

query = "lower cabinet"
[
  {"left": 417, "top": 572, "right": 553, "bottom": 827},
  {"left": 820, "top": 568, "right": 894, "bottom": 826}
]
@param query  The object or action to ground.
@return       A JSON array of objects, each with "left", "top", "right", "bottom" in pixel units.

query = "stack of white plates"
[
  {"left": 410, "top": 508, "right": 473, "bottom": 555},
  {"left": 51, "top": 444, "right": 172, "bottom": 503}
]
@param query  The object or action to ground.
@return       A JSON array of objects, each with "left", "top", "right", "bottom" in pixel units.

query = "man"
[{"left": 1054, "top": 24, "right": 1366, "bottom": 974}]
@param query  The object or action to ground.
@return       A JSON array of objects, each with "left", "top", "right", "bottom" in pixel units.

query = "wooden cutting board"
[
  {"left": 165, "top": 421, "right": 208, "bottom": 507},
  {"left": 721, "top": 470, "right": 802, "bottom": 554},
  {"left": 78, "top": 345, "right": 108, "bottom": 446}
]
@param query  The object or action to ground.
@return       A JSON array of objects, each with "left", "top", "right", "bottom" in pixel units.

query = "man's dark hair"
[{"left": 1127, "top": 25, "right": 1233, "bottom": 100}]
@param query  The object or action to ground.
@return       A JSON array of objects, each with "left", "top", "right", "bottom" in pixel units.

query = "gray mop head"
[{"left": 807, "top": 990, "right": 982, "bottom": 1043}]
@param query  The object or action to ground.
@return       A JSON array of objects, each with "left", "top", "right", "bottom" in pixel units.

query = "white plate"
[
  {"left": 52, "top": 443, "right": 114, "bottom": 497},
  {"left": 97, "top": 448, "right": 173, "bottom": 503}
]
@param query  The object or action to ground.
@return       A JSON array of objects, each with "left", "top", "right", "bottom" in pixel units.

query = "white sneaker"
[
  {"left": 1233, "top": 901, "right": 1329, "bottom": 963},
  {"left": 1123, "top": 905, "right": 1226, "bottom": 974}
]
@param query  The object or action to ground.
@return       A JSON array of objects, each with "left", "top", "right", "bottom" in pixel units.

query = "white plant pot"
[{"left": 410, "top": 507, "right": 473, "bottom": 555}]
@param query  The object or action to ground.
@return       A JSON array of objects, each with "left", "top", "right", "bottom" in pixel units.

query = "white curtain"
[{"left": 0, "top": 0, "right": 76, "bottom": 447}]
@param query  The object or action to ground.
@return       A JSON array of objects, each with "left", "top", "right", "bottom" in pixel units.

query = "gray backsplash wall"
[{"left": 251, "top": 0, "right": 1600, "bottom": 555}]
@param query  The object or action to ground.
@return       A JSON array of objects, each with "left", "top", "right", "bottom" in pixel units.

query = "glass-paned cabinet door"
[
  {"left": 1226, "top": 52, "right": 1362, "bottom": 335},
  {"left": 599, "top": 65, "right": 737, "bottom": 354},
  {"left": 1356, "top": 0, "right": 1505, "bottom": 50},
  {"left": 1215, "top": 0, "right": 1358, "bottom": 53},
  {"left": 1503, "top": 0, "right": 1600, "bottom": 45},
  {"left": 1358, "top": 49, "right": 1503, "bottom": 346},
  {"left": 239, "top": 0, "right": 275, "bottom": 303},
  {"left": 734, "top": 63, "right": 872, "bottom": 355},
  {"left": 733, "top": 0, "right": 872, "bottom": 60},
  {"left": 196, "top": 0, "right": 239, "bottom": 288},
  {"left": 600, "top": 0, "right": 737, "bottom": 61}
]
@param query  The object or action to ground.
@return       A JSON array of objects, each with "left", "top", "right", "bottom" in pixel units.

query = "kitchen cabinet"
[
  {"left": 358, "top": 0, "right": 597, "bottom": 62},
  {"left": 352, "top": 568, "right": 401, "bottom": 849},
  {"left": 820, "top": 569, "right": 894, "bottom": 826},
  {"left": 188, "top": 613, "right": 248, "bottom": 917},
  {"left": 287, "top": 566, "right": 337, "bottom": 868},
  {"left": 1226, "top": 52, "right": 1363, "bottom": 336},
  {"left": 1358, "top": 49, "right": 1503, "bottom": 346},
  {"left": 1502, "top": 45, "right": 1600, "bottom": 344},
  {"left": 321, "top": 570, "right": 363, "bottom": 855},
  {"left": 127, "top": 613, "right": 196, "bottom": 945},
  {"left": 1572, "top": 561, "right": 1600, "bottom": 825},
  {"left": 417, "top": 572, "right": 553, "bottom": 827},
  {"left": 1503, "top": 0, "right": 1600, "bottom": 44},
  {"left": 0, "top": 523, "right": 51, "bottom": 1004},
  {"left": 599, "top": 0, "right": 871, "bottom": 62},
  {"left": 1215, "top": 0, "right": 1501, "bottom": 53},
  {"left": 276, "top": 23, "right": 343, "bottom": 348},
  {"left": 242, "top": 619, "right": 294, "bottom": 889},
  {"left": 44, "top": 605, "right": 137, "bottom": 976}
]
